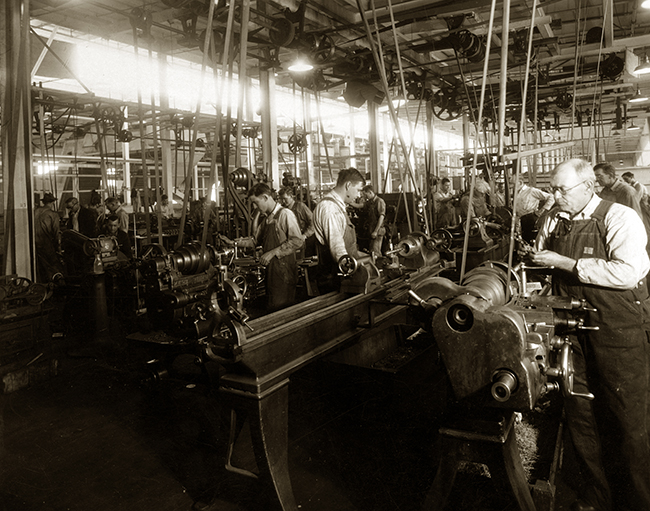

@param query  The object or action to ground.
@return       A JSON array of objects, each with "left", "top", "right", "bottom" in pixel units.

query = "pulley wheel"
[
  {"left": 431, "top": 89, "right": 462, "bottom": 121},
  {"left": 287, "top": 133, "right": 306, "bottom": 154},
  {"left": 305, "top": 33, "right": 336, "bottom": 64},
  {"left": 269, "top": 17, "right": 295, "bottom": 47}
]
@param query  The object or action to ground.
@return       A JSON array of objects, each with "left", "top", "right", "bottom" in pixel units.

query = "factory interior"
[{"left": 2, "top": 0, "right": 650, "bottom": 510}]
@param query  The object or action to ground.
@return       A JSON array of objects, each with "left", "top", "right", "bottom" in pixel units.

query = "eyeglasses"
[{"left": 550, "top": 180, "right": 587, "bottom": 196}]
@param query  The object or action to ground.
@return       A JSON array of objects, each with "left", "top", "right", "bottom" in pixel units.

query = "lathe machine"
[{"left": 119, "top": 228, "right": 591, "bottom": 511}]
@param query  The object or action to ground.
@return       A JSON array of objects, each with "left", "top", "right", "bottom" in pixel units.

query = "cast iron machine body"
[
  {"left": 200, "top": 258, "right": 444, "bottom": 511},
  {"left": 409, "top": 262, "right": 595, "bottom": 510},
  {"left": 138, "top": 242, "right": 250, "bottom": 341},
  {"left": 410, "top": 261, "right": 595, "bottom": 411}
]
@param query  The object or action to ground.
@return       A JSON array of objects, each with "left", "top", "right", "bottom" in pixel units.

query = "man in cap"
[{"left": 34, "top": 192, "right": 64, "bottom": 283}]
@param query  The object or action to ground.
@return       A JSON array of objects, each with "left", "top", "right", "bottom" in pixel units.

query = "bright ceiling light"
[
  {"left": 629, "top": 87, "right": 649, "bottom": 103},
  {"left": 288, "top": 56, "right": 313, "bottom": 72},
  {"left": 642, "top": 0, "right": 650, "bottom": 9},
  {"left": 628, "top": 121, "right": 641, "bottom": 131},
  {"left": 634, "top": 55, "right": 650, "bottom": 75}
]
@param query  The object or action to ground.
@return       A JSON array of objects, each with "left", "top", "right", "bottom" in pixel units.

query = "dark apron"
[
  {"left": 262, "top": 210, "right": 297, "bottom": 311},
  {"left": 548, "top": 200, "right": 650, "bottom": 511}
]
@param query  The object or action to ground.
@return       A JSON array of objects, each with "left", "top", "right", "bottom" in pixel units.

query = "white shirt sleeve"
[
  {"left": 314, "top": 199, "right": 348, "bottom": 261},
  {"left": 576, "top": 203, "right": 650, "bottom": 289},
  {"left": 536, "top": 202, "right": 650, "bottom": 289}
]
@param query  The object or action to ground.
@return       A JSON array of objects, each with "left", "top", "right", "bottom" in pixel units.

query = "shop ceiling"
[{"left": 28, "top": 0, "right": 650, "bottom": 162}]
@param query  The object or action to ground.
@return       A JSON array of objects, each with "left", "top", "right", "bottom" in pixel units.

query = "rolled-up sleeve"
[
  {"left": 314, "top": 200, "right": 348, "bottom": 261},
  {"left": 533, "top": 188, "right": 555, "bottom": 211},
  {"left": 275, "top": 209, "right": 304, "bottom": 258}
]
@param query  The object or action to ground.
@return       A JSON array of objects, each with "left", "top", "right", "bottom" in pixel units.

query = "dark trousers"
[{"left": 566, "top": 327, "right": 650, "bottom": 511}]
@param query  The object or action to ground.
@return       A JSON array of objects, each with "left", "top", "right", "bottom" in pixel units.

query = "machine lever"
[
  {"left": 407, "top": 290, "right": 441, "bottom": 312},
  {"left": 229, "top": 306, "right": 254, "bottom": 332},
  {"left": 408, "top": 290, "right": 427, "bottom": 306},
  {"left": 569, "top": 390, "right": 595, "bottom": 400}
]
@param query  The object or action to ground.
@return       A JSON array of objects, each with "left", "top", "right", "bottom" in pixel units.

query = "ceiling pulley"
[
  {"left": 430, "top": 88, "right": 462, "bottom": 121},
  {"left": 287, "top": 133, "right": 306, "bottom": 154}
]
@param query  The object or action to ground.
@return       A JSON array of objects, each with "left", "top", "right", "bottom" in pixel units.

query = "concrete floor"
[
  {"left": 0, "top": 339, "right": 583, "bottom": 511},
  {"left": 0, "top": 293, "right": 583, "bottom": 511}
]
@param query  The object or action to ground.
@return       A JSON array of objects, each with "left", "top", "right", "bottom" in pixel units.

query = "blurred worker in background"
[
  {"left": 248, "top": 183, "right": 303, "bottom": 311},
  {"left": 34, "top": 192, "right": 64, "bottom": 284},
  {"left": 101, "top": 215, "right": 133, "bottom": 260},
  {"left": 78, "top": 191, "right": 102, "bottom": 238},
  {"left": 513, "top": 180, "right": 555, "bottom": 244},
  {"left": 361, "top": 184, "right": 386, "bottom": 257},
  {"left": 594, "top": 162, "right": 650, "bottom": 251},
  {"left": 158, "top": 194, "right": 175, "bottom": 220},
  {"left": 64, "top": 197, "right": 80, "bottom": 231},
  {"left": 594, "top": 163, "right": 642, "bottom": 213},
  {"left": 279, "top": 186, "right": 315, "bottom": 258},
  {"left": 104, "top": 197, "right": 129, "bottom": 233},
  {"left": 531, "top": 158, "right": 650, "bottom": 511},
  {"left": 621, "top": 171, "right": 649, "bottom": 202},
  {"left": 433, "top": 177, "right": 457, "bottom": 227},
  {"left": 493, "top": 181, "right": 506, "bottom": 208}
]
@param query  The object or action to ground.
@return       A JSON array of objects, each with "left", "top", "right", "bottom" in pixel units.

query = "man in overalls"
[
  {"left": 248, "top": 183, "right": 303, "bottom": 312},
  {"left": 531, "top": 158, "right": 650, "bottom": 511},
  {"left": 313, "top": 167, "right": 367, "bottom": 294}
]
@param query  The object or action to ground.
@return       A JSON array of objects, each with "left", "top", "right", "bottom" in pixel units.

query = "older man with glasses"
[{"left": 530, "top": 158, "right": 650, "bottom": 511}]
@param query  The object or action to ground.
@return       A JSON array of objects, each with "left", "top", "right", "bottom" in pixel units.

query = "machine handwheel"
[
  {"left": 25, "top": 283, "right": 49, "bottom": 305},
  {"left": 337, "top": 254, "right": 358, "bottom": 276},
  {"left": 8, "top": 277, "right": 32, "bottom": 296},
  {"left": 427, "top": 229, "right": 452, "bottom": 252},
  {"left": 287, "top": 133, "right": 306, "bottom": 154}
]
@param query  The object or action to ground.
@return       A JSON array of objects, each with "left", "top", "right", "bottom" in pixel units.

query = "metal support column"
[
  {"left": 259, "top": 69, "right": 279, "bottom": 186},
  {"left": 1, "top": 0, "right": 35, "bottom": 279},
  {"left": 367, "top": 101, "right": 381, "bottom": 187}
]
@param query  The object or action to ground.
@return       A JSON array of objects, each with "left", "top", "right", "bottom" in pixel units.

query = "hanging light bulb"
[
  {"left": 629, "top": 87, "right": 649, "bottom": 103},
  {"left": 634, "top": 55, "right": 650, "bottom": 76},
  {"left": 628, "top": 120, "right": 641, "bottom": 131},
  {"left": 288, "top": 55, "right": 313, "bottom": 72},
  {"left": 642, "top": 0, "right": 650, "bottom": 9}
]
